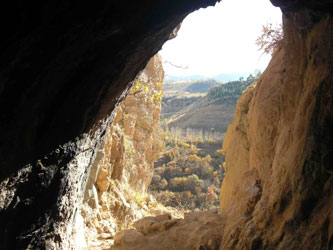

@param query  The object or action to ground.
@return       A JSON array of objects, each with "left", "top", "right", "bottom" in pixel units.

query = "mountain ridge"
[{"left": 164, "top": 72, "right": 253, "bottom": 83}]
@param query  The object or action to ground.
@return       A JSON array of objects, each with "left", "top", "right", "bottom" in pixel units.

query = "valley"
[{"left": 149, "top": 77, "right": 258, "bottom": 211}]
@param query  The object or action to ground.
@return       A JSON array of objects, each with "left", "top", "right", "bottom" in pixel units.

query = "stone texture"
[
  {"left": 0, "top": 0, "right": 333, "bottom": 249},
  {"left": 0, "top": 1, "right": 218, "bottom": 249},
  {"left": 95, "top": 54, "right": 164, "bottom": 195},
  {"left": 78, "top": 54, "right": 168, "bottom": 249},
  {"left": 0, "top": 0, "right": 218, "bottom": 180},
  {"left": 113, "top": 212, "right": 225, "bottom": 250},
  {"left": 0, "top": 133, "right": 106, "bottom": 250},
  {"left": 219, "top": 11, "right": 333, "bottom": 250},
  {"left": 111, "top": 6, "right": 333, "bottom": 250}
]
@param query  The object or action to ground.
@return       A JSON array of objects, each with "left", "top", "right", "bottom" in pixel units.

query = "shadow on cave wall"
[{"left": 0, "top": 0, "right": 333, "bottom": 249}]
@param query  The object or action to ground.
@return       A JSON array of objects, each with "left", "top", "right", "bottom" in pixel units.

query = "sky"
[{"left": 159, "top": 0, "right": 282, "bottom": 77}]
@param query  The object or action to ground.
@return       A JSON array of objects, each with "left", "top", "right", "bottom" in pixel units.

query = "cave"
[
  {"left": 149, "top": 1, "right": 280, "bottom": 213},
  {"left": 0, "top": 0, "right": 332, "bottom": 249}
]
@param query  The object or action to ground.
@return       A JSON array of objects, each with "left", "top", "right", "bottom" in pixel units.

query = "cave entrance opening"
[
  {"left": 148, "top": 0, "right": 282, "bottom": 212},
  {"left": 80, "top": 0, "right": 281, "bottom": 247}
]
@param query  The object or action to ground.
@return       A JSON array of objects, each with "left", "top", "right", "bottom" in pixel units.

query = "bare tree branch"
[
  {"left": 164, "top": 60, "right": 189, "bottom": 70},
  {"left": 256, "top": 23, "right": 283, "bottom": 54}
]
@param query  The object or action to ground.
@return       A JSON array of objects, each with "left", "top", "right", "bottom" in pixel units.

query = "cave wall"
[
  {"left": 0, "top": 1, "right": 218, "bottom": 249},
  {"left": 96, "top": 54, "right": 165, "bottom": 194},
  {"left": 0, "top": 0, "right": 218, "bottom": 180},
  {"left": 220, "top": 10, "right": 333, "bottom": 250},
  {"left": 80, "top": 54, "right": 165, "bottom": 248},
  {"left": 0, "top": 0, "right": 333, "bottom": 249}
]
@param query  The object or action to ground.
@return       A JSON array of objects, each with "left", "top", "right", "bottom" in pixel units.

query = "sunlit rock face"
[
  {"left": 97, "top": 54, "right": 165, "bottom": 195},
  {"left": 220, "top": 10, "right": 333, "bottom": 250},
  {"left": 79, "top": 54, "right": 165, "bottom": 248},
  {"left": 95, "top": 3, "right": 333, "bottom": 250},
  {"left": 113, "top": 212, "right": 226, "bottom": 250}
]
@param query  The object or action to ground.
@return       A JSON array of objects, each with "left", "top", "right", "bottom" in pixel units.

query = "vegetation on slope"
[
  {"left": 149, "top": 131, "right": 225, "bottom": 211},
  {"left": 150, "top": 75, "right": 260, "bottom": 212},
  {"left": 208, "top": 78, "right": 254, "bottom": 103},
  {"left": 161, "top": 96, "right": 201, "bottom": 120},
  {"left": 163, "top": 79, "right": 221, "bottom": 96},
  {"left": 165, "top": 78, "right": 257, "bottom": 133}
]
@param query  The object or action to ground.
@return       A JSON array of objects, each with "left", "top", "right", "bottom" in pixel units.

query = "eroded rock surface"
[
  {"left": 113, "top": 212, "right": 225, "bottom": 250},
  {"left": 220, "top": 12, "right": 333, "bottom": 250},
  {"left": 77, "top": 54, "right": 182, "bottom": 249},
  {"left": 95, "top": 54, "right": 165, "bottom": 195},
  {"left": 112, "top": 8, "right": 333, "bottom": 250},
  {"left": 0, "top": 1, "right": 217, "bottom": 249},
  {"left": 1, "top": 0, "right": 333, "bottom": 249}
]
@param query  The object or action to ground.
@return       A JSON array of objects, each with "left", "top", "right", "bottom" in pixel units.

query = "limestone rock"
[
  {"left": 0, "top": 1, "right": 217, "bottom": 248},
  {"left": 79, "top": 54, "right": 169, "bottom": 249},
  {"left": 219, "top": 12, "right": 333, "bottom": 250},
  {"left": 96, "top": 54, "right": 165, "bottom": 194},
  {"left": 112, "top": 212, "right": 225, "bottom": 250},
  {"left": 1, "top": 1, "right": 333, "bottom": 249}
]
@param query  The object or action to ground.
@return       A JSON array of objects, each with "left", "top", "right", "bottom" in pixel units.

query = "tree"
[
  {"left": 256, "top": 23, "right": 283, "bottom": 54},
  {"left": 247, "top": 74, "right": 255, "bottom": 81}
]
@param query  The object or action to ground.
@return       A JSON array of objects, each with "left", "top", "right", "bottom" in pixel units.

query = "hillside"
[
  {"left": 149, "top": 138, "right": 225, "bottom": 211},
  {"left": 161, "top": 96, "right": 201, "bottom": 120},
  {"left": 161, "top": 78, "right": 222, "bottom": 120},
  {"left": 151, "top": 79, "right": 256, "bottom": 212},
  {"left": 164, "top": 72, "right": 252, "bottom": 83},
  {"left": 165, "top": 80, "right": 255, "bottom": 133},
  {"left": 163, "top": 78, "right": 221, "bottom": 96}
]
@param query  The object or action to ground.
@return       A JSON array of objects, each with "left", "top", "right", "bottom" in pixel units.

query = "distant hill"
[
  {"left": 161, "top": 96, "right": 201, "bottom": 120},
  {"left": 163, "top": 79, "right": 221, "bottom": 97},
  {"left": 185, "top": 80, "right": 220, "bottom": 93},
  {"left": 164, "top": 72, "right": 251, "bottom": 83},
  {"left": 163, "top": 80, "right": 255, "bottom": 133}
]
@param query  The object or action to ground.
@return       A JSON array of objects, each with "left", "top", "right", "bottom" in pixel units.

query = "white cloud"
[{"left": 160, "top": 0, "right": 282, "bottom": 77}]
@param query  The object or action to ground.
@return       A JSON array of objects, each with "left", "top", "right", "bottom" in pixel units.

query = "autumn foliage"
[
  {"left": 149, "top": 135, "right": 225, "bottom": 211},
  {"left": 256, "top": 22, "right": 283, "bottom": 54}
]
